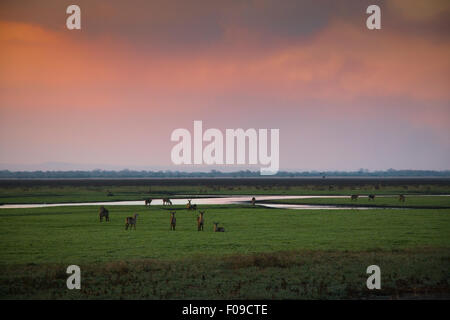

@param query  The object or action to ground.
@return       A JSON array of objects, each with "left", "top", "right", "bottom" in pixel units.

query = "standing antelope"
[
  {"left": 170, "top": 211, "right": 176, "bottom": 231},
  {"left": 213, "top": 222, "right": 225, "bottom": 232},
  {"left": 351, "top": 194, "right": 359, "bottom": 201},
  {"left": 197, "top": 211, "right": 205, "bottom": 231},
  {"left": 163, "top": 198, "right": 172, "bottom": 206},
  {"left": 368, "top": 194, "right": 376, "bottom": 201},
  {"left": 125, "top": 213, "right": 139, "bottom": 230},
  {"left": 399, "top": 194, "right": 406, "bottom": 202},
  {"left": 99, "top": 206, "right": 110, "bottom": 222},
  {"left": 145, "top": 198, "right": 152, "bottom": 206},
  {"left": 251, "top": 197, "right": 256, "bottom": 206}
]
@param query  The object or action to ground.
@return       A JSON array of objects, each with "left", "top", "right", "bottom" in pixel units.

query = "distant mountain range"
[{"left": 0, "top": 169, "right": 449, "bottom": 179}]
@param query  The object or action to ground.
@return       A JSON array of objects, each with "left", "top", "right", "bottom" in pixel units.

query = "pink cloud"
[{"left": 0, "top": 18, "right": 449, "bottom": 169}]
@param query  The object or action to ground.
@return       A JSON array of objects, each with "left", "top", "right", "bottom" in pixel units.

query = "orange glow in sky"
[{"left": 0, "top": 1, "right": 449, "bottom": 171}]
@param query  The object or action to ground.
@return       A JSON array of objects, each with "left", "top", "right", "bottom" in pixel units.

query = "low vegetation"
[{"left": 1, "top": 249, "right": 448, "bottom": 299}]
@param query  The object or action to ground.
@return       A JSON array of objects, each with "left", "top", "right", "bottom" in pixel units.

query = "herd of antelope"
[
  {"left": 98, "top": 198, "right": 225, "bottom": 232},
  {"left": 99, "top": 194, "right": 408, "bottom": 230},
  {"left": 350, "top": 194, "right": 406, "bottom": 201}
]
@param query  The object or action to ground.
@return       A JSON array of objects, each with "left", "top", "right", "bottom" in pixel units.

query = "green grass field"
[
  {"left": 1, "top": 204, "right": 450, "bottom": 264},
  {"left": 1, "top": 203, "right": 449, "bottom": 299},
  {"left": 0, "top": 179, "right": 449, "bottom": 299},
  {"left": 263, "top": 196, "right": 450, "bottom": 208}
]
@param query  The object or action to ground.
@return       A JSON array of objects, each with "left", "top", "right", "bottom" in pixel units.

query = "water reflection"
[{"left": 0, "top": 195, "right": 395, "bottom": 210}]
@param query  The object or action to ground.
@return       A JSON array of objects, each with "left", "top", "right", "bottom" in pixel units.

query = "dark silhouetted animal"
[
  {"left": 368, "top": 194, "right": 375, "bottom": 201},
  {"left": 145, "top": 198, "right": 152, "bottom": 206},
  {"left": 163, "top": 198, "right": 172, "bottom": 206},
  {"left": 197, "top": 211, "right": 205, "bottom": 231},
  {"left": 170, "top": 212, "right": 176, "bottom": 230},
  {"left": 399, "top": 194, "right": 406, "bottom": 202},
  {"left": 125, "top": 213, "right": 139, "bottom": 230},
  {"left": 351, "top": 194, "right": 359, "bottom": 201},
  {"left": 251, "top": 197, "right": 256, "bottom": 206},
  {"left": 99, "top": 206, "right": 109, "bottom": 222},
  {"left": 213, "top": 222, "right": 225, "bottom": 232}
]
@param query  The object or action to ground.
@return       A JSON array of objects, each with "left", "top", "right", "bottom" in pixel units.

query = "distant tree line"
[{"left": 0, "top": 169, "right": 449, "bottom": 179}]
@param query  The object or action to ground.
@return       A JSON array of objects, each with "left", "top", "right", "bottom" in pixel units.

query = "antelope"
[
  {"left": 399, "top": 194, "right": 406, "bottom": 202},
  {"left": 368, "top": 194, "right": 376, "bottom": 201},
  {"left": 163, "top": 198, "right": 172, "bottom": 206},
  {"left": 251, "top": 197, "right": 256, "bottom": 206},
  {"left": 170, "top": 211, "right": 176, "bottom": 231},
  {"left": 186, "top": 199, "right": 197, "bottom": 210},
  {"left": 125, "top": 213, "right": 139, "bottom": 230},
  {"left": 197, "top": 211, "right": 205, "bottom": 231},
  {"left": 144, "top": 198, "right": 152, "bottom": 206},
  {"left": 213, "top": 222, "right": 225, "bottom": 232},
  {"left": 351, "top": 194, "right": 359, "bottom": 201},
  {"left": 99, "top": 206, "right": 110, "bottom": 222}
]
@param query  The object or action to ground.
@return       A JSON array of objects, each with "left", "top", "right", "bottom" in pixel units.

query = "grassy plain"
[
  {"left": 0, "top": 178, "right": 449, "bottom": 299},
  {"left": 0, "top": 203, "right": 449, "bottom": 299}
]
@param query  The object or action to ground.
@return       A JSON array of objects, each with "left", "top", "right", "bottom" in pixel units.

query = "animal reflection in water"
[
  {"left": 99, "top": 206, "right": 109, "bottom": 222},
  {"left": 125, "top": 213, "right": 139, "bottom": 230}
]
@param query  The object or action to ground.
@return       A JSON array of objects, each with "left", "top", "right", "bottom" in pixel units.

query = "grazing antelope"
[
  {"left": 368, "top": 194, "right": 376, "bottom": 201},
  {"left": 125, "top": 213, "right": 139, "bottom": 230},
  {"left": 399, "top": 194, "right": 406, "bottom": 202},
  {"left": 163, "top": 198, "right": 172, "bottom": 206},
  {"left": 99, "top": 206, "right": 110, "bottom": 222},
  {"left": 144, "top": 198, "right": 152, "bottom": 206},
  {"left": 351, "top": 194, "right": 359, "bottom": 201},
  {"left": 197, "top": 211, "right": 205, "bottom": 231},
  {"left": 213, "top": 222, "right": 225, "bottom": 232},
  {"left": 251, "top": 197, "right": 256, "bottom": 206},
  {"left": 170, "top": 211, "right": 176, "bottom": 231}
]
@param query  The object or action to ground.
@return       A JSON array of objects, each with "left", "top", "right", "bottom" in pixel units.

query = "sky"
[{"left": 0, "top": 0, "right": 449, "bottom": 171}]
